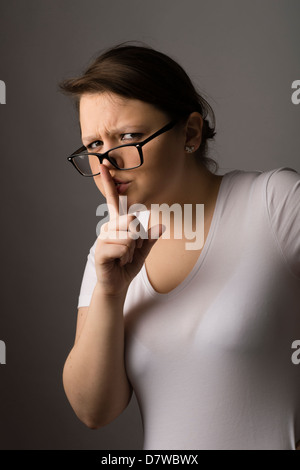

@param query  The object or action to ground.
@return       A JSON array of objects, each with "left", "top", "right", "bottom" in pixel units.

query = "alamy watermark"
[
  {"left": 96, "top": 196, "right": 204, "bottom": 250},
  {"left": 291, "top": 340, "right": 300, "bottom": 365},
  {"left": 0, "top": 80, "right": 6, "bottom": 104},
  {"left": 291, "top": 80, "right": 300, "bottom": 105},
  {"left": 0, "top": 340, "right": 6, "bottom": 364}
]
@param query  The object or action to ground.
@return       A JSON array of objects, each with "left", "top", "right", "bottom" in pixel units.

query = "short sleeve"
[
  {"left": 266, "top": 167, "right": 300, "bottom": 279},
  {"left": 77, "top": 238, "right": 98, "bottom": 308}
]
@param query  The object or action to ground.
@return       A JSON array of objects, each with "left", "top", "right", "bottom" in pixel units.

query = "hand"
[{"left": 94, "top": 164, "right": 165, "bottom": 297}]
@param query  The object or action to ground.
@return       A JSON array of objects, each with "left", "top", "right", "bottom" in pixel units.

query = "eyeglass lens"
[{"left": 73, "top": 146, "right": 141, "bottom": 175}]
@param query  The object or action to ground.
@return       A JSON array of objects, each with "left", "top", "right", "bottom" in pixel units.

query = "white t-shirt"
[{"left": 77, "top": 167, "right": 300, "bottom": 450}]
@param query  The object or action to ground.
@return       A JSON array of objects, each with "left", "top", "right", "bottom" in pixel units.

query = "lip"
[
  {"left": 112, "top": 177, "right": 130, "bottom": 184},
  {"left": 113, "top": 178, "right": 132, "bottom": 195}
]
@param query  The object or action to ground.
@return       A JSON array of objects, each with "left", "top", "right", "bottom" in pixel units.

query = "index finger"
[{"left": 100, "top": 164, "right": 120, "bottom": 219}]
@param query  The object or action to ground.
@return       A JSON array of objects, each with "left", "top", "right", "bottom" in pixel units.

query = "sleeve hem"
[
  {"left": 77, "top": 295, "right": 92, "bottom": 309},
  {"left": 264, "top": 167, "right": 300, "bottom": 282}
]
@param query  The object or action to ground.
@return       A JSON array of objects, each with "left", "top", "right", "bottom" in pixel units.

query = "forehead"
[{"left": 79, "top": 92, "right": 166, "bottom": 133}]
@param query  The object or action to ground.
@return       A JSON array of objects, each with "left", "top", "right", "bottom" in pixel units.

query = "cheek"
[
  {"left": 139, "top": 152, "right": 167, "bottom": 188},
  {"left": 139, "top": 144, "right": 181, "bottom": 192},
  {"left": 142, "top": 142, "right": 173, "bottom": 173}
]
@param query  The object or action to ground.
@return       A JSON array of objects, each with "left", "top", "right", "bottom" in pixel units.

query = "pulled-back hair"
[{"left": 60, "top": 43, "right": 218, "bottom": 171}]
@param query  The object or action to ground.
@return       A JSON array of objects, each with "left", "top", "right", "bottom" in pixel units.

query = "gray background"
[{"left": 0, "top": 0, "right": 299, "bottom": 450}]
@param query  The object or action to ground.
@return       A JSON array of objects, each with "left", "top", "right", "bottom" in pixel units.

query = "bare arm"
[
  {"left": 63, "top": 164, "right": 164, "bottom": 428},
  {"left": 63, "top": 286, "right": 132, "bottom": 428}
]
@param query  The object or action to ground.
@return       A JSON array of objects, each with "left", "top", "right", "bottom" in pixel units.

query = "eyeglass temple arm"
[
  {"left": 139, "top": 120, "right": 177, "bottom": 147},
  {"left": 70, "top": 145, "right": 87, "bottom": 157}
]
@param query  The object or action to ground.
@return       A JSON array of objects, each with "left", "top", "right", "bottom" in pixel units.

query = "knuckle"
[
  {"left": 127, "top": 214, "right": 137, "bottom": 223},
  {"left": 99, "top": 222, "right": 109, "bottom": 236}
]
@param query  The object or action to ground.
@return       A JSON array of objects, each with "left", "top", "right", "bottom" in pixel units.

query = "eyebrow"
[{"left": 81, "top": 125, "right": 147, "bottom": 145}]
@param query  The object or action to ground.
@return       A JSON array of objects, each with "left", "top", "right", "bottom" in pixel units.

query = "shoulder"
[
  {"left": 222, "top": 166, "right": 300, "bottom": 278},
  {"left": 262, "top": 167, "right": 300, "bottom": 279},
  {"left": 222, "top": 166, "right": 300, "bottom": 198},
  {"left": 264, "top": 166, "right": 300, "bottom": 201}
]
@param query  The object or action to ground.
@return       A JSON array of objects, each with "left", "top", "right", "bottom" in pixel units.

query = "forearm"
[{"left": 63, "top": 283, "right": 131, "bottom": 428}]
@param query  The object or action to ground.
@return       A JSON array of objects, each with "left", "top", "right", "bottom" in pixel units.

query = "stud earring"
[{"left": 185, "top": 146, "right": 195, "bottom": 153}]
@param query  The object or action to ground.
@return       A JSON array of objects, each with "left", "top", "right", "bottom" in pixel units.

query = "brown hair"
[{"left": 60, "top": 42, "right": 218, "bottom": 172}]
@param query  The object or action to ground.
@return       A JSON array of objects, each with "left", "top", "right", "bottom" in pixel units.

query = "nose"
[{"left": 100, "top": 157, "right": 115, "bottom": 171}]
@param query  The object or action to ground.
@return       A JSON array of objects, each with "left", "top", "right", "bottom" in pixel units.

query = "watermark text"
[
  {"left": 291, "top": 80, "right": 300, "bottom": 105},
  {"left": 99, "top": 453, "right": 199, "bottom": 466},
  {"left": 0, "top": 80, "right": 6, "bottom": 104},
  {"left": 291, "top": 340, "right": 300, "bottom": 365},
  {"left": 96, "top": 196, "right": 204, "bottom": 250},
  {"left": 0, "top": 340, "right": 6, "bottom": 364}
]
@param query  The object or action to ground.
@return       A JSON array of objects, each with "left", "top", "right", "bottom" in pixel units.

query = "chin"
[{"left": 126, "top": 195, "right": 150, "bottom": 213}]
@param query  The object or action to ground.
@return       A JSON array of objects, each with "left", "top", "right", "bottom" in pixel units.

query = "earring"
[{"left": 185, "top": 146, "right": 195, "bottom": 153}]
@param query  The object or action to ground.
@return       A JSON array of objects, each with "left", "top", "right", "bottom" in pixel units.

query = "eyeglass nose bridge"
[
  {"left": 99, "top": 148, "right": 128, "bottom": 170},
  {"left": 97, "top": 152, "right": 118, "bottom": 169}
]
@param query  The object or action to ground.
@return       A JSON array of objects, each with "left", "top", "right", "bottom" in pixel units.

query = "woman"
[{"left": 60, "top": 44, "right": 300, "bottom": 450}]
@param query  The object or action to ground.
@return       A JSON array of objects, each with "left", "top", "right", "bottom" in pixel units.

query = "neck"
[{"left": 149, "top": 158, "right": 223, "bottom": 232}]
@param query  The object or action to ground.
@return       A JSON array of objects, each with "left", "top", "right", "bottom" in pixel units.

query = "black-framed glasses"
[{"left": 67, "top": 120, "right": 177, "bottom": 177}]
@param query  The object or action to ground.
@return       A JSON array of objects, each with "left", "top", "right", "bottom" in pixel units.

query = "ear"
[{"left": 184, "top": 112, "right": 203, "bottom": 153}]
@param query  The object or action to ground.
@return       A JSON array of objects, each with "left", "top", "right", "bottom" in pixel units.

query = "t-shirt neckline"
[{"left": 140, "top": 171, "right": 234, "bottom": 300}]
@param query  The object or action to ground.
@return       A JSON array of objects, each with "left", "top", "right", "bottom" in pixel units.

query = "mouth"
[
  {"left": 112, "top": 178, "right": 132, "bottom": 195},
  {"left": 113, "top": 177, "right": 129, "bottom": 185}
]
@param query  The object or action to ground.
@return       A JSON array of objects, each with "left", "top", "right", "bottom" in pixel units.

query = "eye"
[
  {"left": 121, "top": 133, "right": 143, "bottom": 141},
  {"left": 87, "top": 140, "right": 103, "bottom": 150}
]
